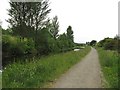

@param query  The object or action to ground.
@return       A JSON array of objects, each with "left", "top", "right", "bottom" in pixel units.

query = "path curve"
[{"left": 52, "top": 47, "right": 102, "bottom": 88}]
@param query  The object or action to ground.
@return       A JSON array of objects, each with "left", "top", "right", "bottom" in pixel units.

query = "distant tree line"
[
  {"left": 97, "top": 36, "right": 120, "bottom": 53},
  {"left": 86, "top": 36, "right": 119, "bottom": 53},
  {"left": 2, "top": 0, "right": 75, "bottom": 65},
  {"left": 86, "top": 40, "right": 97, "bottom": 46}
]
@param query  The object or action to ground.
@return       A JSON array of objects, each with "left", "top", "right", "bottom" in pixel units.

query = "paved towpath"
[{"left": 52, "top": 47, "right": 102, "bottom": 88}]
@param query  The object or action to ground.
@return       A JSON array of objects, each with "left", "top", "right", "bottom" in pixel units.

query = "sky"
[{"left": 0, "top": 0, "right": 119, "bottom": 43}]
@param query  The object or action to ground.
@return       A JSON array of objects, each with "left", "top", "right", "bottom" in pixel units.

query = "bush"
[
  {"left": 2, "top": 35, "right": 25, "bottom": 56},
  {"left": 35, "top": 28, "right": 60, "bottom": 55},
  {"left": 97, "top": 38, "right": 119, "bottom": 52},
  {"left": 24, "top": 39, "right": 36, "bottom": 55},
  {"left": 47, "top": 38, "right": 60, "bottom": 53},
  {"left": 2, "top": 35, "right": 36, "bottom": 65}
]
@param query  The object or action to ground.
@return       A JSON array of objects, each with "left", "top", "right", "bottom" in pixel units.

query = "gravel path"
[{"left": 52, "top": 47, "right": 102, "bottom": 88}]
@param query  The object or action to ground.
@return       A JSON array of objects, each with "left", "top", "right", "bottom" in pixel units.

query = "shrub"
[{"left": 2, "top": 35, "right": 36, "bottom": 65}]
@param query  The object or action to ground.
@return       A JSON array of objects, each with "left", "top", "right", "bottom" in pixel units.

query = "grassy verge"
[
  {"left": 97, "top": 48, "right": 119, "bottom": 88},
  {"left": 3, "top": 46, "right": 91, "bottom": 88},
  {"left": 0, "top": 72, "right": 1, "bottom": 89}
]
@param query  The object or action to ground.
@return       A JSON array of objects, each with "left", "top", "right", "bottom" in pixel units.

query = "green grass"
[
  {"left": 97, "top": 48, "right": 119, "bottom": 88},
  {"left": 3, "top": 46, "right": 91, "bottom": 88},
  {"left": 0, "top": 72, "right": 2, "bottom": 89}
]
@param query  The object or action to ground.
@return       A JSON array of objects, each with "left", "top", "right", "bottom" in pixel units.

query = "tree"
[
  {"left": 57, "top": 26, "right": 74, "bottom": 52},
  {"left": 97, "top": 37, "right": 119, "bottom": 51},
  {"left": 66, "top": 26, "right": 74, "bottom": 48},
  {"left": 0, "top": 27, "right": 1, "bottom": 70},
  {"left": 58, "top": 33, "right": 69, "bottom": 52},
  {"left": 7, "top": 0, "right": 51, "bottom": 39},
  {"left": 114, "top": 35, "right": 120, "bottom": 40},
  {"left": 98, "top": 37, "right": 112, "bottom": 47},
  {"left": 35, "top": 28, "right": 48, "bottom": 55},
  {"left": 86, "top": 42, "right": 90, "bottom": 46},
  {"left": 104, "top": 39, "right": 116, "bottom": 50},
  {"left": 0, "top": 20, "right": 2, "bottom": 46},
  {"left": 0, "top": 20, "right": 2, "bottom": 28},
  {"left": 90, "top": 40, "right": 97, "bottom": 46},
  {"left": 50, "top": 16, "right": 59, "bottom": 39},
  {"left": 67, "top": 26, "right": 73, "bottom": 41},
  {"left": 0, "top": 20, "right": 2, "bottom": 48}
]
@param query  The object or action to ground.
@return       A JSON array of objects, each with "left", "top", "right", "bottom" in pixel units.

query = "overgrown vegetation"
[
  {"left": 0, "top": 72, "right": 1, "bottom": 89},
  {"left": 97, "top": 36, "right": 119, "bottom": 52},
  {"left": 2, "top": 0, "right": 91, "bottom": 88},
  {"left": 96, "top": 36, "right": 119, "bottom": 88},
  {"left": 0, "top": 22, "right": 2, "bottom": 89},
  {"left": 2, "top": 0, "right": 119, "bottom": 89},
  {"left": 97, "top": 48, "right": 119, "bottom": 88},
  {"left": 3, "top": 47, "right": 91, "bottom": 88},
  {"left": 2, "top": 0, "right": 75, "bottom": 66},
  {"left": 0, "top": 26, "right": 2, "bottom": 70}
]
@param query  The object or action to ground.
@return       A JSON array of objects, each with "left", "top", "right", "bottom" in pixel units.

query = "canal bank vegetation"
[
  {"left": 2, "top": 0, "right": 76, "bottom": 66},
  {"left": 3, "top": 47, "right": 91, "bottom": 88},
  {"left": 1, "top": 0, "right": 90, "bottom": 88},
  {"left": 0, "top": 72, "right": 1, "bottom": 89},
  {"left": 96, "top": 36, "right": 119, "bottom": 88}
]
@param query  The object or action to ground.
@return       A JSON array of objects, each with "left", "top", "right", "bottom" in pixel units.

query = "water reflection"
[{"left": 74, "top": 49, "right": 80, "bottom": 51}]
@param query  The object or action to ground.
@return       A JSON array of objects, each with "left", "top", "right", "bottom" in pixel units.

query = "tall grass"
[
  {"left": 97, "top": 48, "right": 119, "bottom": 88},
  {"left": 0, "top": 72, "right": 2, "bottom": 89},
  {"left": 3, "top": 47, "right": 91, "bottom": 88}
]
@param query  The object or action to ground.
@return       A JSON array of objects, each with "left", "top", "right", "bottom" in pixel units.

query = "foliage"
[
  {"left": 3, "top": 25, "right": 75, "bottom": 65},
  {"left": 2, "top": 47, "right": 91, "bottom": 88},
  {"left": 66, "top": 26, "right": 74, "bottom": 48},
  {"left": 50, "top": 16, "right": 59, "bottom": 39},
  {"left": 104, "top": 39, "right": 118, "bottom": 50},
  {"left": 0, "top": 28, "right": 2, "bottom": 70},
  {"left": 66, "top": 26, "right": 74, "bottom": 42},
  {"left": 2, "top": 29, "right": 13, "bottom": 35},
  {"left": 7, "top": 0, "right": 51, "bottom": 38},
  {"left": 2, "top": 35, "right": 36, "bottom": 66},
  {"left": 97, "top": 37, "right": 119, "bottom": 52},
  {"left": 97, "top": 48, "right": 119, "bottom": 88},
  {"left": 0, "top": 28, "right": 2, "bottom": 43},
  {"left": 35, "top": 28, "right": 52, "bottom": 55},
  {"left": 97, "top": 36, "right": 119, "bottom": 88},
  {"left": 3, "top": 0, "right": 75, "bottom": 66},
  {"left": 90, "top": 40, "right": 97, "bottom": 46},
  {"left": 0, "top": 73, "right": 1, "bottom": 89},
  {"left": 0, "top": 19, "right": 2, "bottom": 28},
  {"left": 58, "top": 33, "right": 70, "bottom": 52}
]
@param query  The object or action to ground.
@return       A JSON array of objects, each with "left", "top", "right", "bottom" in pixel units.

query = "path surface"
[{"left": 52, "top": 47, "right": 102, "bottom": 88}]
